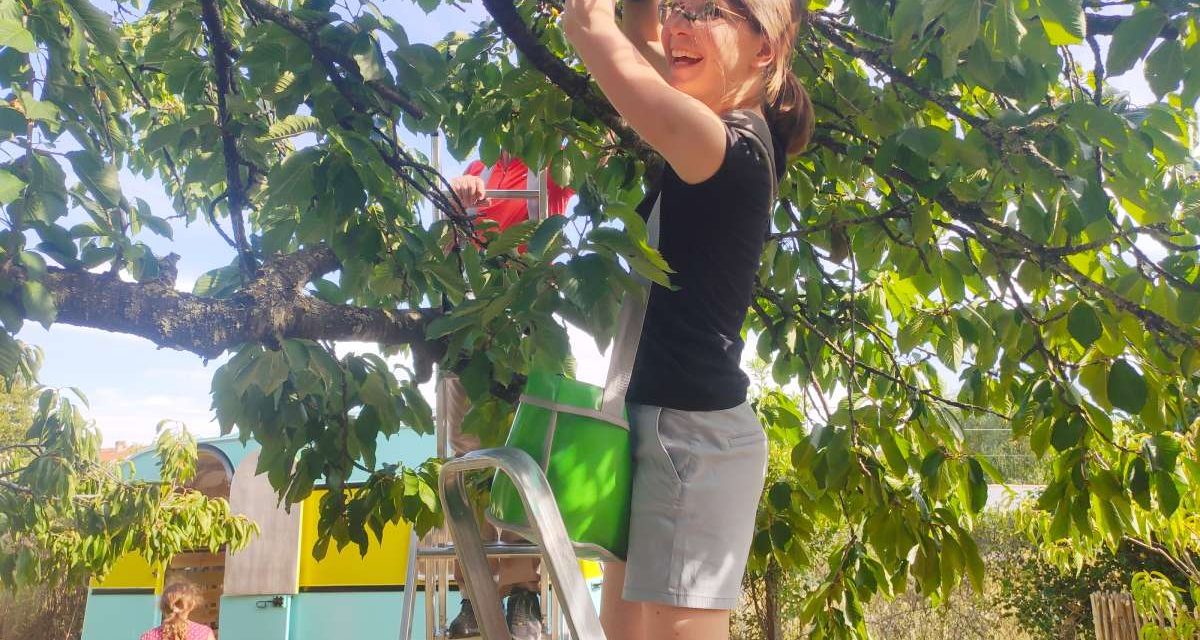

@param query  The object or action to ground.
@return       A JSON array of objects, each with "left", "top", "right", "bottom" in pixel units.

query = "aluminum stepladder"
[{"left": 397, "top": 133, "right": 605, "bottom": 640}]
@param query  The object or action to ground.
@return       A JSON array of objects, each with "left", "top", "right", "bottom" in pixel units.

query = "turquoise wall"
[
  {"left": 82, "top": 585, "right": 602, "bottom": 639},
  {"left": 80, "top": 592, "right": 158, "bottom": 640},
  {"left": 219, "top": 595, "right": 292, "bottom": 640},
  {"left": 125, "top": 429, "right": 436, "bottom": 484},
  {"left": 296, "top": 591, "right": 438, "bottom": 639}
]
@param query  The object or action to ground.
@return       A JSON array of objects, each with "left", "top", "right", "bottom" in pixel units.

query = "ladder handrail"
[{"left": 440, "top": 448, "right": 607, "bottom": 640}]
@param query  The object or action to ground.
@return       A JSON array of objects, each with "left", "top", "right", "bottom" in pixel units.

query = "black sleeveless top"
[{"left": 626, "top": 110, "right": 783, "bottom": 411}]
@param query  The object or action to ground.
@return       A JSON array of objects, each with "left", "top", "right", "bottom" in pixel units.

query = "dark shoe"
[
  {"left": 448, "top": 599, "right": 481, "bottom": 639},
  {"left": 506, "top": 587, "right": 545, "bottom": 640}
]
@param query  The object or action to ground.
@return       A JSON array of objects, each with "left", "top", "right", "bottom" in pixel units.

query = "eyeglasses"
[{"left": 657, "top": 0, "right": 748, "bottom": 25}]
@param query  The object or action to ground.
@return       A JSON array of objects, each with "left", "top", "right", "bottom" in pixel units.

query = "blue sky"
[{"left": 17, "top": 1, "right": 1159, "bottom": 445}]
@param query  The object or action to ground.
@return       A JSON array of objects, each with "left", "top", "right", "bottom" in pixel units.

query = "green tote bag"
[{"left": 487, "top": 196, "right": 661, "bottom": 562}]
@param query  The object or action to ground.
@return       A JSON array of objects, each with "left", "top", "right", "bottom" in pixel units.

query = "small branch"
[
  {"left": 238, "top": 0, "right": 425, "bottom": 120},
  {"left": 479, "top": 0, "right": 656, "bottom": 165},
  {"left": 200, "top": 0, "right": 256, "bottom": 277}
]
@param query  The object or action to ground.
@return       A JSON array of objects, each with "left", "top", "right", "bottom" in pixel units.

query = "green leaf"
[
  {"left": 0, "top": 106, "right": 25, "bottom": 137},
  {"left": 61, "top": 0, "right": 120, "bottom": 57},
  {"left": 20, "top": 280, "right": 56, "bottom": 327},
  {"left": 399, "top": 384, "right": 434, "bottom": 435},
  {"left": 425, "top": 311, "right": 477, "bottom": 339},
  {"left": 0, "top": 168, "right": 24, "bottom": 203},
  {"left": 0, "top": 330, "right": 18, "bottom": 377},
  {"left": 1036, "top": 0, "right": 1085, "bottom": 45},
  {"left": 66, "top": 150, "right": 123, "bottom": 209},
  {"left": 260, "top": 114, "right": 323, "bottom": 142},
  {"left": 1105, "top": 6, "right": 1166, "bottom": 76},
  {"left": 17, "top": 90, "right": 58, "bottom": 122},
  {"left": 1050, "top": 415, "right": 1085, "bottom": 452},
  {"left": 1066, "top": 301, "right": 1102, "bottom": 348},
  {"left": 350, "top": 32, "right": 386, "bottom": 82},
  {"left": 248, "top": 349, "right": 289, "bottom": 395},
  {"left": 936, "top": 0, "right": 981, "bottom": 77},
  {"left": 1153, "top": 471, "right": 1179, "bottom": 517},
  {"left": 0, "top": 18, "right": 35, "bottom": 53},
  {"left": 142, "top": 215, "right": 173, "bottom": 240},
  {"left": 967, "top": 458, "right": 987, "bottom": 513},
  {"left": 1107, "top": 359, "right": 1147, "bottom": 414},
  {"left": 768, "top": 482, "right": 792, "bottom": 511},
  {"left": 193, "top": 265, "right": 244, "bottom": 298},
  {"left": 485, "top": 219, "right": 538, "bottom": 258},
  {"left": 527, "top": 216, "right": 569, "bottom": 259},
  {"left": 1129, "top": 458, "right": 1151, "bottom": 510},
  {"left": 981, "top": 0, "right": 1025, "bottom": 58},
  {"left": 1145, "top": 40, "right": 1185, "bottom": 98}
]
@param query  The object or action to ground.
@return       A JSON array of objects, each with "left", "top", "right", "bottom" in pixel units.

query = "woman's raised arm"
[
  {"left": 561, "top": 0, "right": 727, "bottom": 184},
  {"left": 620, "top": 0, "right": 668, "bottom": 78}
]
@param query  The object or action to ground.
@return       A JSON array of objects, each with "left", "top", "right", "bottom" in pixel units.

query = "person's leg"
[
  {"left": 600, "top": 561, "right": 645, "bottom": 640},
  {"left": 443, "top": 374, "right": 495, "bottom": 639},
  {"left": 620, "top": 402, "right": 767, "bottom": 640},
  {"left": 642, "top": 604, "right": 731, "bottom": 640},
  {"left": 496, "top": 528, "right": 540, "bottom": 597}
]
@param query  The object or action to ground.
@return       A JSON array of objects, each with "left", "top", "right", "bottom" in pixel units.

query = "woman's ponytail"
[
  {"left": 743, "top": 0, "right": 814, "bottom": 156},
  {"left": 765, "top": 71, "right": 814, "bottom": 156},
  {"left": 158, "top": 582, "right": 202, "bottom": 640}
]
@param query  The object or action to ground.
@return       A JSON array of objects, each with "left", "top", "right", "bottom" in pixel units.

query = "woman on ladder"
[{"left": 560, "top": 0, "right": 814, "bottom": 637}]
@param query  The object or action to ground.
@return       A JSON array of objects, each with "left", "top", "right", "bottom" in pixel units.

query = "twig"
[{"left": 200, "top": 0, "right": 256, "bottom": 277}]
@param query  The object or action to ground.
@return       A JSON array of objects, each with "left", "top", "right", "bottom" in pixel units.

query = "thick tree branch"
[
  {"left": 200, "top": 0, "right": 256, "bottom": 278},
  {"left": 4, "top": 247, "right": 443, "bottom": 380}
]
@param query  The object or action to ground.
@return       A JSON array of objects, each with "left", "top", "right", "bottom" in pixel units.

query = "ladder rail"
[
  {"left": 410, "top": 133, "right": 568, "bottom": 639},
  {"left": 440, "top": 448, "right": 606, "bottom": 640},
  {"left": 399, "top": 530, "right": 421, "bottom": 640}
]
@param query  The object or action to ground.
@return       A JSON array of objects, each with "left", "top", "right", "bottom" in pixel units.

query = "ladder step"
[
  {"left": 417, "top": 543, "right": 544, "bottom": 559},
  {"left": 481, "top": 189, "right": 539, "bottom": 199}
]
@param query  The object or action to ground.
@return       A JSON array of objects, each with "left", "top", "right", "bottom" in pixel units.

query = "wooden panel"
[
  {"left": 223, "top": 450, "right": 302, "bottom": 596},
  {"left": 165, "top": 551, "right": 224, "bottom": 630}
]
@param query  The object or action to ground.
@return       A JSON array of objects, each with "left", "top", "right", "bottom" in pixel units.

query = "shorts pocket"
[
  {"left": 655, "top": 410, "right": 692, "bottom": 484},
  {"left": 727, "top": 429, "right": 765, "bottom": 448}
]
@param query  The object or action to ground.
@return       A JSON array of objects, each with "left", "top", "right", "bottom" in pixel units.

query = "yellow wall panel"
[
  {"left": 580, "top": 560, "right": 602, "bottom": 581},
  {"left": 298, "top": 490, "right": 414, "bottom": 588},
  {"left": 91, "top": 553, "right": 161, "bottom": 590}
]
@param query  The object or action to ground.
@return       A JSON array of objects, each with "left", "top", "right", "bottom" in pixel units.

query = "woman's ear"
[
  {"left": 753, "top": 38, "right": 772, "bottom": 69},
  {"left": 753, "top": 38, "right": 774, "bottom": 70}
]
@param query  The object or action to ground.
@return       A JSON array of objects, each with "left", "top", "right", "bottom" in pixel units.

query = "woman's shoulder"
[
  {"left": 721, "top": 109, "right": 781, "bottom": 180},
  {"left": 187, "top": 621, "right": 215, "bottom": 639}
]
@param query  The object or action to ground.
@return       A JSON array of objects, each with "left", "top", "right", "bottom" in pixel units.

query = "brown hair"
[
  {"left": 158, "top": 582, "right": 202, "bottom": 640},
  {"left": 736, "top": 0, "right": 815, "bottom": 155}
]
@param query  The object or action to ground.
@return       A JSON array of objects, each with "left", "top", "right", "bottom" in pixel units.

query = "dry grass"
[{"left": 0, "top": 580, "right": 87, "bottom": 640}]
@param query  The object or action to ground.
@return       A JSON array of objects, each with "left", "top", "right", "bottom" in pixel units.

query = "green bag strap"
[{"left": 599, "top": 194, "right": 661, "bottom": 422}]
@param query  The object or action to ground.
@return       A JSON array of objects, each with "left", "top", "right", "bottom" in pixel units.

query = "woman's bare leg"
[
  {"left": 600, "top": 562, "right": 645, "bottom": 640},
  {"left": 642, "top": 603, "right": 730, "bottom": 640}
]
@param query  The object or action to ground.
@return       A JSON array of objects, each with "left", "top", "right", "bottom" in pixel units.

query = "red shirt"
[{"left": 464, "top": 155, "right": 573, "bottom": 231}]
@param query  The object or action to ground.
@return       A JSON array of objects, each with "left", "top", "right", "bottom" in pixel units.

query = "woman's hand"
[{"left": 561, "top": 0, "right": 617, "bottom": 39}]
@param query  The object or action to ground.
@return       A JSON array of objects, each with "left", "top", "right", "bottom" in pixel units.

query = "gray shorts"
[{"left": 622, "top": 401, "right": 769, "bottom": 610}]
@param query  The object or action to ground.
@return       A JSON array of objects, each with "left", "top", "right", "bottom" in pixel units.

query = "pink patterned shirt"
[{"left": 139, "top": 621, "right": 213, "bottom": 640}]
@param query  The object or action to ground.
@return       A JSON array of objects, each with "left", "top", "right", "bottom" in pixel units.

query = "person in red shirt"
[
  {"left": 452, "top": 151, "right": 574, "bottom": 230},
  {"left": 442, "top": 152, "right": 572, "bottom": 640}
]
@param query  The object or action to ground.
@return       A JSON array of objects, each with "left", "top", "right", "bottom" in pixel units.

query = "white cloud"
[{"left": 87, "top": 386, "right": 219, "bottom": 446}]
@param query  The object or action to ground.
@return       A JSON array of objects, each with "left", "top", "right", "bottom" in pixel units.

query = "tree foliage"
[
  {"left": 0, "top": 339, "right": 257, "bottom": 587},
  {"left": 0, "top": 0, "right": 1197, "bottom": 635}
]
